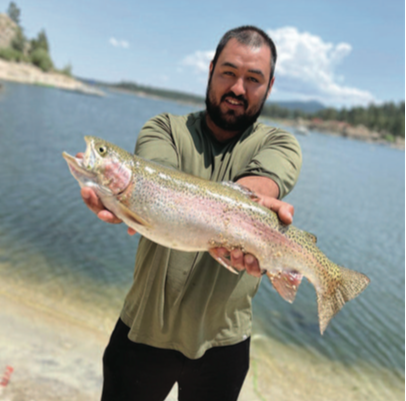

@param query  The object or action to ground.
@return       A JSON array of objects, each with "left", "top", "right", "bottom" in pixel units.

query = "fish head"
[{"left": 62, "top": 136, "right": 133, "bottom": 195}]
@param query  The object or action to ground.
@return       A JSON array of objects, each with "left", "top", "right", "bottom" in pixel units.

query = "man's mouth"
[
  {"left": 225, "top": 98, "right": 243, "bottom": 106},
  {"left": 221, "top": 93, "right": 247, "bottom": 109}
]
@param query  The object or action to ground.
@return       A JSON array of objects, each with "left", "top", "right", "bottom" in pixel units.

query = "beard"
[{"left": 205, "top": 78, "right": 268, "bottom": 133}]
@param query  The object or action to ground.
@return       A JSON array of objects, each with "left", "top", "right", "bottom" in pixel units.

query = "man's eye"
[{"left": 249, "top": 77, "right": 259, "bottom": 83}]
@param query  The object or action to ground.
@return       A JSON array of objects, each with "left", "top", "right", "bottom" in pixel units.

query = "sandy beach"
[
  {"left": 1, "top": 273, "right": 285, "bottom": 401},
  {"left": 0, "top": 288, "right": 269, "bottom": 401},
  {"left": 0, "top": 289, "right": 184, "bottom": 401},
  {"left": 0, "top": 286, "right": 111, "bottom": 401},
  {"left": 1, "top": 277, "right": 403, "bottom": 401}
]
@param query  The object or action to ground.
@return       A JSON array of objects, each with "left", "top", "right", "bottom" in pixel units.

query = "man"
[{"left": 81, "top": 26, "right": 302, "bottom": 401}]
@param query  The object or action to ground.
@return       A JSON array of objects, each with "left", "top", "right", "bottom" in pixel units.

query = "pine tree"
[{"left": 7, "top": 2, "right": 21, "bottom": 25}]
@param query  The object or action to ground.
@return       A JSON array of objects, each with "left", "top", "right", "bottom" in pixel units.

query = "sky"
[{"left": 1, "top": 0, "right": 404, "bottom": 107}]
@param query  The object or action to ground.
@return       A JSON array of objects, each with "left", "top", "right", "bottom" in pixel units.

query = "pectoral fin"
[
  {"left": 208, "top": 248, "right": 239, "bottom": 275},
  {"left": 117, "top": 203, "right": 152, "bottom": 228}
]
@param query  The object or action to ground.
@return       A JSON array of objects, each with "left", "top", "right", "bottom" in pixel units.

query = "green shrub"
[
  {"left": 0, "top": 47, "right": 27, "bottom": 62},
  {"left": 30, "top": 48, "right": 53, "bottom": 72},
  {"left": 11, "top": 27, "right": 26, "bottom": 52},
  {"left": 59, "top": 63, "right": 72, "bottom": 77},
  {"left": 383, "top": 133, "right": 395, "bottom": 143}
]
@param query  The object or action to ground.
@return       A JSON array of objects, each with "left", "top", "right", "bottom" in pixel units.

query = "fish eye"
[{"left": 97, "top": 146, "right": 107, "bottom": 156}]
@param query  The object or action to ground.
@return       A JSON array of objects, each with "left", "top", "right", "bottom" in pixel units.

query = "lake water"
[{"left": 0, "top": 82, "right": 404, "bottom": 400}]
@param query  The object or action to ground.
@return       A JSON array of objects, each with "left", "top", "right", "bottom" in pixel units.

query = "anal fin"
[{"left": 266, "top": 270, "right": 303, "bottom": 303}]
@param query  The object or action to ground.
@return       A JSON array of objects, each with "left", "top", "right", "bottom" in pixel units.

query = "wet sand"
[
  {"left": 0, "top": 284, "right": 262, "bottom": 401},
  {"left": 0, "top": 278, "right": 403, "bottom": 401}
]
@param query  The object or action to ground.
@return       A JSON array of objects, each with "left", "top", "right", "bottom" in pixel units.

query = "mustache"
[{"left": 221, "top": 92, "right": 248, "bottom": 108}]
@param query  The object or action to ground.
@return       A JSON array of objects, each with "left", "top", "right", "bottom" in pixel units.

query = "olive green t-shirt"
[{"left": 120, "top": 111, "right": 302, "bottom": 359}]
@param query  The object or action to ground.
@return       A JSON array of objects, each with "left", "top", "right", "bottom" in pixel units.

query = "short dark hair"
[{"left": 211, "top": 26, "right": 277, "bottom": 83}]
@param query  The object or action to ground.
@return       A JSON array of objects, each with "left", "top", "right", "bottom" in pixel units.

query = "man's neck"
[{"left": 205, "top": 112, "right": 242, "bottom": 142}]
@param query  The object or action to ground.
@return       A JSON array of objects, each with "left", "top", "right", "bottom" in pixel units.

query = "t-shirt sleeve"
[
  {"left": 135, "top": 113, "right": 179, "bottom": 169},
  {"left": 234, "top": 128, "right": 302, "bottom": 199}
]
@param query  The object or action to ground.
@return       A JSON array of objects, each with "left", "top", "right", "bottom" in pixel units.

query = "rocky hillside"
[
  {"left": 0, "top": 13, "right": 103, "bottom": 95},
  {"left": 0, "top": 13, "right": 18, "bottom": 48}
]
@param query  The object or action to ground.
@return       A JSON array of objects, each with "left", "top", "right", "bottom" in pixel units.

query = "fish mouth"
[
  {"left": 62, "top": 150, "right": 95, "bottom": 181},
  {"left": 62, "top": 136, "right": 97, "bottom": 177}
]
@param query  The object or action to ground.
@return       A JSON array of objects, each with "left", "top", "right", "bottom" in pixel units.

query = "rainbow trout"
[{"left": 63, "top": 136, "right": 370, "bottom": 334}]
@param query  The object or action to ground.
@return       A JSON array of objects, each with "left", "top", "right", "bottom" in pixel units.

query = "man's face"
[{"left": 205, "top": 38, "right": 274, "bottom": 133}]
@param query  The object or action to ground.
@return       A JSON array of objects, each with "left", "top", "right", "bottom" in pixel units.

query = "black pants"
[{"left": 101, "top": 319, "right": 250, "bottom": 401}]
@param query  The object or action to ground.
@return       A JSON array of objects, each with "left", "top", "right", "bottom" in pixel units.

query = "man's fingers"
[
  {"left": 97, "top": 210, "right": 122, "bottom": 224},
  {"left": 230, "top": 249, "right": 245, "bottom": 271},
  {"left": 243, "top": 254, "right": 262, "bottom": 277},
  {"left": 277, "top": 203, "right": 294, "bottom": 225},
  {"left": 81, "top": 187, "right": 123, "bottom": 224},
  {"left": 81, "top": 187, "right": 104, "bottom": 213},
  {"left": 213, "top": 248, "right": 262, "bottom": 278},
  {"left": 259, "top": 197, "right": 294, "bottom": 225},
  {"left": 230, "top": 249, "right": 261, "bottom": 277}
]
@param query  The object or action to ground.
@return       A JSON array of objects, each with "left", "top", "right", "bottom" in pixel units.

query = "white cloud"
[
  {"left": 180, "top": 27, "right": 377, "bottom": 107},
  {"left": 181, "top": 50, "right": 214, "bottom": 74},
  {"left": 267, "top": 27, "right": 376, "bottom": 106},
  {"left": 109, "top": 37, "right": 130, "bottom": 49}
]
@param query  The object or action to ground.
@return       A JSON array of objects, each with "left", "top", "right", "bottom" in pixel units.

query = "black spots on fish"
[
  {"left": 304, "top": 231, "right": 317, "bottom": 243},
  {"left": 278, "top": 224, "right": 290, "bottom": 236},
  {"left": 285, "top": 227, "right": 318, "bottom": 253}
]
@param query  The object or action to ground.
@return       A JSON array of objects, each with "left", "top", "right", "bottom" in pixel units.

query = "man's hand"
[
  {"left": 256, "top": 196, "right": 294, "bottom": 225},
  {"left": 81, "top": 187, "right": 137, "bottom": 236},
  {"left": 77, "top": 153, "right": 137, "bottom": 236},
  {"left": 216, "top": 176, "right": 295, "bottom": 277}
]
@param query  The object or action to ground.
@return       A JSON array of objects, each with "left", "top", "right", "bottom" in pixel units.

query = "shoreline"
[
  {"left": 269, "top": 117, "right": 405, "bottom": 150},
  {"left": 0, "top": 277, "right": 180, "bottom": 401},
  {"left": 110, "top": 87, "right": 405, "bottom": 151},
  {"left": 0, "top": 59, "right": 104, "bottom": 96},
  {"left": 0, "top": 271, "right": 403, "bottom": 401}
]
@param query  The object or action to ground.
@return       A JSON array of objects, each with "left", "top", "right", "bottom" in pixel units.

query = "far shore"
[
  {"left": 266, "top": 117, "right": 405, "bottom": 150},
  {"left": 109, "top": 86, "right": 406, "bottom": 151},
  {"left": 0, "top": 59, "right": 403, "bottom": 150}
]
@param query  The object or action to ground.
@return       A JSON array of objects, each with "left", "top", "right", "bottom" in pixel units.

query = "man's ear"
[
  {"left": 266, "top": 77, "right": 275, "bottom": 99},
  {"left": 208, "top": 61, "right": 214, "bottom": 79}
]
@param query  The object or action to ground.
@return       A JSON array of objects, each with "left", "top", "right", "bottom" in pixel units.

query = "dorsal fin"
[{"left": 304, "top": 231, "right": 317, "bottom": 243}]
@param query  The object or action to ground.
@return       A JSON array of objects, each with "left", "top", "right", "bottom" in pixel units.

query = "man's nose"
[{"left": 230, "top": 78, "right": 246, "bottom": 96}]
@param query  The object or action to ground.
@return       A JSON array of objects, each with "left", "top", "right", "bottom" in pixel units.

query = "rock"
[{"left": 0, "top": 13, "right": 19, "bottom": 49}]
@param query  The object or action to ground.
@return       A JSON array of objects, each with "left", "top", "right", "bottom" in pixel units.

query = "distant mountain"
[
  {"left": 266, "top": 100, "right": 325, "bottom": 113},
  {"left": 82, "top": 77, "right": 326, "bottom": 114}
]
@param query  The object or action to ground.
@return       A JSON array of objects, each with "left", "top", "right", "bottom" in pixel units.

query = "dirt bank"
[{"left": 0, "top": 59, "right": 104, "bottom": 96}]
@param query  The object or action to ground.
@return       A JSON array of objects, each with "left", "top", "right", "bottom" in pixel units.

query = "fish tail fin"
[{"left": 317, "top": 265, "right": 370, "bottom": 334}]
